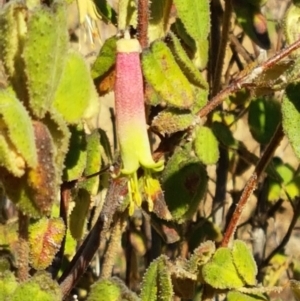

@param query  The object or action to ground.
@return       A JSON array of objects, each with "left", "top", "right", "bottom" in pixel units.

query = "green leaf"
[
  {"left": 53, "top": 51, "right": 94, "bottom": 123},
  {"left": 43, "top": 109, "right": 71, "bottom": 185},
  {"left": 285, "top": 175, "right": 300, "bottom": 199},
  {"left": 29, "top": 217, "right": 65, "bottom": 270},
  {"left": 212, "top": 121, "right": 239, "bottom": 149},
  {"left": 78, "top": 130, "right": 101, "bottom": 195},
  {"left": 248, "top": 97, "right": 281, "bottom": 145},
  {"left": 284, "top": 4, "right": 300, "bottom": 58},
  {"left": 232, "top": 240, "right": 257, "bottom": 286},
  {"left": 162, "top": 148, "right": 208, "bottom": 222},
  {"left": 194, "top": 126, "right": 219, "bottom": 165},
  {"left": 27, "top": 121, "right": 58, "bottom": 214},
  {"left": 227, "top": 291, "right": 268, "bottom": 301},
  {"left": 0, "top": 271, "right": 18, "bottom": 299},
  {"left": 91, "top": 35, "right": 117, "bottom": 79},
  {"left": 168, "top": 32, "right": 208, "bottom": 89},
  {"left": 93, "top": 0, "right": 117, "bottom": 24},
  {"left": 0, "top": 121, "right": 58, "bottom": 217},
  {"left": 148, "top": 0, "right": 172, "bottom": 43},
  {"left": 23, "top": 2, "right": 68, "bottom": 118},
  {"left": 142, "top": 41, "right": 194, "bottom": 109},
  {"left": 185, "top": 240, "right": 216, "bottom": 274},
  {"left": 0, "top": 1, "right": 27, "bottom": 81},
  {"left": 140, "top": 256, "right": 172, "bottom": 301},
  {"left": 0, "top": 89, "right": 37, "bottom": 174},
  {"left": 202, "top": 247, "right": 245, "bottom": 289},
  {"left": 152, "top": 109, "right": 195, "bottom": 135},
  {"left": 157, "top": 258, "right": 173, "bottom": 300},
  {"left": 69, "top": 189, "right": 91, "bottom": 240},
  {"left": 88, "top": 277, "right": 139, "bottom": 301},
  {"left": 10, "top": 272, "right": 62, "bottom": 301},
  {"left": 173, "top": 0, "right": 210, "bottom": 68},
  {"left": 63, "top": 125, "right": 87, "bottom": 182},
  {"left": 282, "top": 83, "right": 300, "bottom": 160}
]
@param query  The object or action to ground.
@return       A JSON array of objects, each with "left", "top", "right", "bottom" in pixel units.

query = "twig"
[
  {"left": 221, "top": 124, "right": 284, "bottom": 247},
  {"left": 229, "top": 33, "right": 254, "bottom": 64},
  {"left": 137, "top": 0, "right": 149, "bottom": 49},
  {"left": 198, "top": 37, "right": 300, "bottom": 119},
  {"left": 17, "top": 211, "right": 29, "bottom": 281},
  {"left": 59, "top": 177, "right": 128, "bottom": 299},
  {"left": 212, "top": 0, "right": 232, "bottom": 95}
]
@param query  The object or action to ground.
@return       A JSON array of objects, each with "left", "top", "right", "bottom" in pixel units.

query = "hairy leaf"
[
  {"left": 282, "top": 83, "right": 300, "bottom": 160},
  {"left": 194, "top": 126, "right": 219, "bottom": 165},
  {"left": 142, "top": 41, "right": 194, "bottom": 109},
  {"left": 168, "top": 32, "right": 207, "bottom": 89},
  {"left": 248, "top": 97, "right": 281, "bottom": 145},
  {"left": 23, "top": 2, "right": 68, "bottom": 118},
  {"left": 0, "top": 271, "right": 18, "bottom": 299},
  {"left": 69, "top": 189, "right": 91, "bottom": 240},
  {"left": 152, "top": 109, "right": 194, "bottom": 135},
  {"left": 29, "top": 217, "right": 65, "bottom": 270},
  {"left": 162, "top": 148, "right": 208, "bottom": 222},
  {"left": 202, "top": 247, "right": 245, "bottom": 289},
  {"left": 227, "top": 291, "right": 268, "bottom": 301},
  {"left": 78, "top": 130, "right": 101, "bottom": 195},
  {"left": 91, "top": 35, "right": 117, "bottom": 79},
  {"left": 63, "top": 125, "right": 87, "bottom": 181},
  {"left": 232, "top": 240, "right": 257, "bottom": 286},
  {"left": 148, "top": 0, "right": 172, "bottom": 43},
  {"left": 10, "top": 272, "right": 62, "bottom": 301},
  {"left": 0, "top": 1, "right": 27, "bottom": 83},
  {"left": 173, "top": 0, "right": 210, "bottom": 68},
  {"left": 284, "top": 4, "right": 300, "bottom": 58},
  {"left": 0, "top": 89, "right": 37, "bottom": 175},
  {"left": 140, "top": 256, "right": 172, "bottom": 301},
  {"left": 53, "top": 51, "right": 94, "bottom": 123},
  {"left": 88, "top": 277, "right": 139, "bottom": 301}
]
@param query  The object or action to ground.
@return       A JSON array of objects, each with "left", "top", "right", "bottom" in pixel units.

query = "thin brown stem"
[
  {"left": 212, "top": 0, "right": 232, "bottom": 96},
  {"left": 221, "top": 124, "right": 284, "bottom": 247},
  {"left": 198, "top": 37, "right": 300, "bottom": 119},
  {"left": 137, "top": 0, "right": 149, "bottom": 49},
  {"left": 17, "top": 211, "right": 29, "bottom": 282},
  {"left": 229, "top": 33, "right": 254, "bottom": 64}
]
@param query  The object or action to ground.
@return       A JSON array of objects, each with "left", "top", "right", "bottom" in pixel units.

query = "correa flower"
[{"left": 115, "top": 37, "right": 164, "bottom": 215}]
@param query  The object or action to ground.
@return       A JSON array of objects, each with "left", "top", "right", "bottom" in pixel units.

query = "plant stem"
[
  {"left": 212, "top": 0, "right": 232, "bottom": 96},
  {"left": 198, "top": 37, "right": 300, "bottom": 118},
  {"left": 221, "top": 124, "right": 284, "bottom": 247},
  {"left": 101, "top": 215, "right": 125, "bottom": 279},
  {"left": 17, "top": 211, "right": 29, "bottom": 281},
  {"left": 137, "top": 0, "right": 149, "bottom": 49}
]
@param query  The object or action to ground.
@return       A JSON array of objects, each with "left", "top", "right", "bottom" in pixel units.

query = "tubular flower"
[{"left": 115, "top": 37, "right": 164, "bottom": 215}]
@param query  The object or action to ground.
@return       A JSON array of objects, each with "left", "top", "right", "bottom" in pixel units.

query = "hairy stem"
[
  {"left": 17, "top": 211, "right": 29, "bottom": 282},
  {"left": 101, "top": 215, "right": 125, "bottom": 279},
  {"left": 137, "top": 0, "right": 149, "bottom": 49},
  {"left": 198, "top": 37, "right": 300, "bottom": 118}
]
